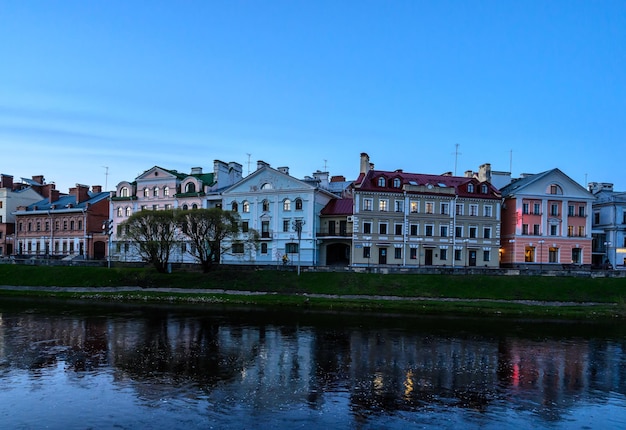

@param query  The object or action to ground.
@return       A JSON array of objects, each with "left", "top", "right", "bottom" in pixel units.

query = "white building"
[{"left": 589, "top": 182, "right": 626, "bottom": 269}]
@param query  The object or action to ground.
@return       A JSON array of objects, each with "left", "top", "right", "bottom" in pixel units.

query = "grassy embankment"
[{"left": 1, "top": 264, "right": 626, "bottom": 318}]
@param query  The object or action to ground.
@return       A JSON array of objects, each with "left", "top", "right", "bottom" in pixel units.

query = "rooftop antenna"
[
  {"left": 453, "top": 143, "right": 461, "bottom": 175},
  {"left": 324, "top": 159, "right": 328, "bottom": 171},
  {"left": 509, "top": 150, "right": 513, "bottom": 175},
  {"left": 246, "top": 153, "right": 251, "bottom": 176},
  {"left": 102, "top": 166, "right": 109, "bottom": 190}
]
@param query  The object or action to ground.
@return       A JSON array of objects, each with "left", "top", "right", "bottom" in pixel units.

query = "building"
[
  {"left": 350, "top": 153, "right": 502, "bottom": 268},
  {"left": 499, "top": 169, "right": 595, "bottom": 268},
  {"left": 0, "top": 174, "right": 44, "bottom": 257},
  {"left": 588, "top": 182, "right": 626, "bottom": 269},
  {"left": 13, "top": 184, "right": 109, "bottom": 259},
  {"left": 110, "top": 161, "right": 242, "bottom": 262},
  {"left": 318, "top": 198, "right": 354, "bottom": 266},
  {"left": 220, "top": 161, "right": 338, "bottom": 266}
]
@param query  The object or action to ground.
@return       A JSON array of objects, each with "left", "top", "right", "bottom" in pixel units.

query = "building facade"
[
  {"left": 0, "top": 174, "right": 44, "bottom": 257},
  {"left": 13, "top": 184, "right": 109, "bottom": 259},
  {"left": 220, "top": 161, "right": 338, "bottom": 266},
  {"left": 500, "top": 169, "right": 595, "bottom": 268},
  {"left": 110, "top": 161, "right": 242, "bottom": 262},
  {"left": 351, "top": 153, "right": 502, "bottom": 269},
  {"left": 588, "top": 182, "right": 626, "bottom": 269}
]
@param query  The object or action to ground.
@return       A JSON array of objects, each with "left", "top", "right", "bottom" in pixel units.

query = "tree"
[
  {"left": 177, "top": 208, "right": 258, "bottom": 272},
  {"left": 120, "top": 210, "right": 179, "bottom": 273}
]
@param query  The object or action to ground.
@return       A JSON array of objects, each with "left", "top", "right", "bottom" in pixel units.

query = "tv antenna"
[
  {"left": 453, "top": 144, "right": 461, "bottom": 175},
  {"left": 246, "top": 153, "right": 251, "bottom": 176},
  {"left": 102, "top": 166, "right": 109, "bottom": 190}
]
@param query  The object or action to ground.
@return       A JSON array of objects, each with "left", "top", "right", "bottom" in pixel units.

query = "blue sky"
[{"left": 1, "top": 0, "right": 625, "bottom": 192}]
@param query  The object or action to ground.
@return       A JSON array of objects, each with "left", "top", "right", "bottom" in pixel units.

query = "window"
[
  {"left": 395, "top": 224, "right": 403, "bottom": 235},
  {"left": 36, "top": 221, "right": 40, "bottom": 231},
  {"left": 379, "top": 223, "right": 388, "bottom": 235},
  {"left": 440, "top": 225, "right": 448, "bottom": 237},
  {"left": 568, "top": 205, "right": 574, "bottom": 216},
  {"left": 440, "top": 248, "right": 447, "bottom": 261},
  {"left": 377, "top": 177, "right": 386, "bottom": 187},
  {"left": 394, "top": 200, "right": 403, "bottom": 212},
  {"left": 522, "top": 224, "right": 529, "bottom": 235},
  {"left": 164, "top": 186, "right": 169, "bottom": 196},
  {"left": 533, "top": 224, "right": 540, "bottom": 235},
  {"left": 283, "top": 219, "right": 290, "bottom": 232},
  {"left": 469, "top": 205, "right": 478, "bottom": 216},
  {"left": 77, "top": 220, "right": 82, "bottom": 230},
  {"left": 410, "top": 224, "right": 418, "bottom": 236},
  {"left": 454, "top": 249, "right": 462, "bottom": 261},
  {"left": 594, "top": 212, "right": 600, "bottom": 224},
  {"left": 525, "top": 246, "right": 535, "bottom": 262},
  {"left": 295, "top": 198, "right": 303, "bottom": 210},
  {"left": 232, "top": 243, "right": 244, "bottom": 254},
  {"left": 469, "top": 226, "right": 477, "bottom": 238},
  {"left": 152, "top": 205, "right": 158, "bottom": 210},
  {"left": 363, "top": 199, "right": 373, "bottom": 211},
  {"left": 63, "top": 220, "right": 67, "bottom": 230},
  {"left": 578, "top": 226, "right": 585, "bottom": 237},
  {"left": 153, "top": 187, "right": 158, "bottom": 197},
  {"left": 567, "top": 225, "right": 574, "bottom": 237},
  {"left": 571, "top": 248, "right": 581, "bottom": 264},
  {"left": 410, "top": 248, "right": 417, "bottom": 259},
  {"left": 363, "top": 222, "right": 372, "bottom": 234},
  {"left": 425, "top": 225, "right": 434, "bottom": 236},
  {"left": 164, "top": 204, "right": 172, "bottom": 210},
  {"left": 283, "top": 199, "right": 291, "bottom": 211},
  {"left": 455, "top": 226, "right": 462, "bottom": 238},
  {"left": 261, "top": 221, "right": 270, "bottom": 238},
  {"left": 550, "top": 224, "right": 558, "bottom": 236},
  {"left": 550, "top": 184, "right": 562, "bottom": 195},
  {"left": 120, "top": 187, "right": 129, "bottom": 197},
  {"left": 550, "top": 204, "right": 559, "bottom": 216},
  {"left": 481, "top": 184, "right": 488, "bottom": 194},
  {"left": 578, "top": 206, "right": 585, "bottom": 217},
  {"left": 483, "top": 226, "right": 491, "bottom": 239},
  {"left": 483, "top": 206, "right": 492, "bottom": 217},
  {"left": 242, "top": 201, "right": 250, "bottom": 213},
  {"left": 45, "top": 221, "right": 49, "bottom": 231},
  {"left": 440, "top": 203, "right": 449, "bottom": 215},
  {"left": 393, "top": 178, "right": 401, "bottom": 188},
  {"left": 262, "top": 200, "right": 270, "bottom": 212},
  {"left": 231, "top": 201, "right": 238, "bottom": 212},
  {"left": 242, "top": 221, "right": 249, "bottom": 232},
  {"left": 425, "top": 202, "right": 434, "bottom": 214},
  {"left": 467, "top": 183, "right": 474, "bottom": 193},
  {"left": 185, "top": 183, "right": 196, "bottom": 193},
  {"left": 261, "top": 243, "right": 268, "bottom": 254},
  {"left": 534, "top": 203, "right": 541, "bottom": 214},
  {"left": 483, "top": 250, "right": 491, "bottom": 262},
  {"left": 410, "top": 201, "right": 418, "bottom": 213},
  {"left": 286, "top": 243, "right": 299, "bottom": 253},
  {"left": 549, "top": 247, "right": 559, "bottom": 263},
  {"left": 117, "top": 207, "right": 123, "bottom": 217},
  {"left": 523, "top": 203, "right": 529, "bottom": 214},
  {"left": 363, "top": 246, "right": 371, "bottom": 259},
  {"left": 261, "top": 183, "right": 272, "bottom": 190},
  {"left": 623, "top": 212, "right": 626, "bottom": 224},
  {"left": 394, "top": 248, "right": 402, "bottom": 259},
  {"left": 143, "top": 188, "right": 149, "bottom": 197},
  {"left": 379, "top": 199, "right": 388, "bottom": 212}
]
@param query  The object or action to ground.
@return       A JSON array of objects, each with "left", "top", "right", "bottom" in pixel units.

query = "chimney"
[
  {"left": 71, "top": 184, "right": 90, "bottom": 203},
  {"left": 360, "top": 153, "right": 371, "bottom": 175},
  {"left": 331, "top": 175, "right": 346, "bottom": 182},
  {"left": 312, "top": 170, "right": 329, "bottom": 187},
  {"left": 190, "top": 167, "right": 203, "bottom": 175},
  {"left": 478, "top": 163, "right": 492, "bottom": 182},
  {"left": 92, "top": 185, "right": 102, "bottom": 193},
  {"left": 31, "top": 175, "right": 45, "bottom": 185},
  {"left": 49, "top": 189, "right": 60, "bottom": 204},
  {"left": 464, "top": 170, "right": 474, "bottom": 178},
  {"left": 277, "top": 166, "right": 289, "bottom": 175},
  {"left": 40, "top": 183, "right": 56, "bottom": 199},
  {"left": 257, "top": 160, "right": 270, "bottom": 170},
  {"left": 0, "top": 174, "right": 13, "bottom": 189}
]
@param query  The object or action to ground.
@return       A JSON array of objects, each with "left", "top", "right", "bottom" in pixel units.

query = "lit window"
[
  {"left": 143, "top": 188, "right": 149, "bottom": 197},
  {"left": 164, "top": 186, "right": 169, "bottom": 196},
  {"left": 120, "top": 187, "right": 129, "bottom": 197},
  {"left": 379, "top": 199, "right": 388, "bottom": 211},
  {"left": 363, "top": 199, "right": 373, "bottom": 211},
  {"left": 242, "top": 201, "right": 250, "bottom": 213},
  {"left": 425, "top": 202, "right": 434, "bottom": 214},
  {"left": 283, "top": 199, "right": 291, "bottom": 211},
  {"left": 410, "top": 201, "right": 418, "bottom": 213},
  {"left": 125, "top": 207, "right": 131, "bottom": 216},
  {"left": 117, "top": 207, "right": 123, "bottom": 217}
]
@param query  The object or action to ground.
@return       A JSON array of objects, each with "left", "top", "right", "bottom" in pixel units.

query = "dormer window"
[
  {"left": 120, "top": 187, "right": 129, "bottom": 197},
  {"left": 185, "top": 182, "right": 196, "bottom": 193},
  {"left": 549, "top": 184, "right": 563, "bottom": 195},
  {"left": 467, "top": 183, "right": 475, "bottom": 193},
  {"left": 378, "top": 177, "right": 386, "bottom": 187},
  {"left": 393, "top": 178, "right": 401, "bottom": 188},
  {"left": 481, "top": 184, "right": 488, "bottom": 194}
]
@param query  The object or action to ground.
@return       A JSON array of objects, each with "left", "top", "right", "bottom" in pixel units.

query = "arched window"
[
  {"left": 163, "top": 186, "right": 169, "bottom": 196},
  {"left": 231, "top": 201, "right": 238, "bottom": 212},
  {"left": 185, "top": 182, "right": 196, "bottom": 193},
  {"left": 283, "top": 199, "right": 291, "bottom": 211},
  {"left": 295, "top": 198, "right": 303, "bottom": 210},
  {"left": 393, "top": 178, "right": 401, "bottom": 188},
  {"left": 125, "top": 207, "right": 132, "bottom": 217},
  {"left": 120, "top": 187, "right": 129, "bottom": 197},
  {"left": 143, "top": 188, "right": 149, "bottom": 197},
  {"left": 548, "top": 184, "right": 563, "bottom": 195},
  {"left": 242, "top": 201, "right": 250, "bottom": 213},
  {"left": 117, "top": 207, "right": 123, "bottom": 217},
  {"left": 192, "top": 203, "right": 198, "bottom": 209},
  {"left": 182, "top": 204, "right": 189, "bottom": 210},
  {"left": 261, "top": 183, "right": 272, "bottom": 190},
  {"left": 378, "top": 177, "right": 386, "bottom": 187},
  {"left": 262, "top": 200, "right": 270, "bottom": 212},
  {"left": 153, "top": 187, "right": 159, "bottom": 197}
]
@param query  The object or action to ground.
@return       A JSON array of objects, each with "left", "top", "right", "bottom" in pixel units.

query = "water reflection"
[{"left": 1, "top": 298, "right": 626, "bottom": 429}]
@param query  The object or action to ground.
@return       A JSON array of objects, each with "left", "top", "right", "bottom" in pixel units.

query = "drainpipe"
[
  {"left": 403, "top": 190, "right": 407, "bottom": 267},
  {"left": 452, "top": 196, "right": 457, "bottom": 268}
]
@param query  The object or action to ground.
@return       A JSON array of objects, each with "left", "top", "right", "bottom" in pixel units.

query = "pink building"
[{"left": 500, "top": 169, "right": 595, "bottom": 268}]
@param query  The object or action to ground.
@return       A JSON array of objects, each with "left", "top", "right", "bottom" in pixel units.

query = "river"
[{"left": 1, "top": 297, "right": 625, "bottom": 429}]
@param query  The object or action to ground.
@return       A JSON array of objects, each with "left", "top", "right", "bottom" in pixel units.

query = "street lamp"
[
  {"left": 292, "top": 219, "right": 305, "bottom": 276},
  {"left": 508, "top": 239, "right": 516, "bottom": 267},
  {"left": 102, "top": 219, "right": 113, "bottom": 269},
  {"left": 463, "top": 238, "right": 469, "bottom": 270},
  {"left": 538, "top": 240, "right": 545, "bottom": 272},
  {"left": 604, "top": 241, "right": 612, "bottom": 269}
]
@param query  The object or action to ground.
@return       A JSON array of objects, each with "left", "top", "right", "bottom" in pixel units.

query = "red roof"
[{"left": 321, "top": 198, "right": 354, "bottom": 216}]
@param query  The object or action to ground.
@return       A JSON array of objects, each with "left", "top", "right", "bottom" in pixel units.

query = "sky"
[{"left": 1, "top": 0, "right": 625, "bottom": 193}]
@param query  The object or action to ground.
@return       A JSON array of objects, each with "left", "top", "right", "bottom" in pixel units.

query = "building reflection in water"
[{"left": 1, "top": 301, "right": 626, "bottom": 427}]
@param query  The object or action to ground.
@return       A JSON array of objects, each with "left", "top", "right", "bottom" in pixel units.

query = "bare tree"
[
  {"left": 177, "top": 208, "right": 259, "bottom": 272},
  {"left": 120, "top": 210, "right": 178, "bottom": 273}
]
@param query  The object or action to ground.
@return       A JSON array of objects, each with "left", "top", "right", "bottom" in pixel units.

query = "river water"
[{"left": 1, "top": 297, "right": 625, "bottom": 429}]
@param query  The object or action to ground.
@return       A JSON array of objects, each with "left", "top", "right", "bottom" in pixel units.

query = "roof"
[
  {"left": 23, "top": 192, "right": 109, "bottom": 212},
  {"left": 355, "top": 169, "right": 501, "bottom": 199},
  {"left": 499, "top": 168, "right": 593, "bottom": 199},
  {"left": 321, "top": 198, "right": 354, "bottom": 216}
]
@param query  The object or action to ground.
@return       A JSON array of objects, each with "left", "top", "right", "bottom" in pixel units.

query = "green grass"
[{"left": 2, "top": 264, "right": 626, "bottom": 319}]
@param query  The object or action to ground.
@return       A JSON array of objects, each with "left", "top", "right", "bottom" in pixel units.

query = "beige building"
[{"left": 350, "top": 153, "right": 502, "bottom": 268}]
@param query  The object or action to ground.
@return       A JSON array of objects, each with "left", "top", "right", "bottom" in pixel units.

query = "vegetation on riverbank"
[{"left": 1, "top": 264, "right": 626, "bottom": 319}]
